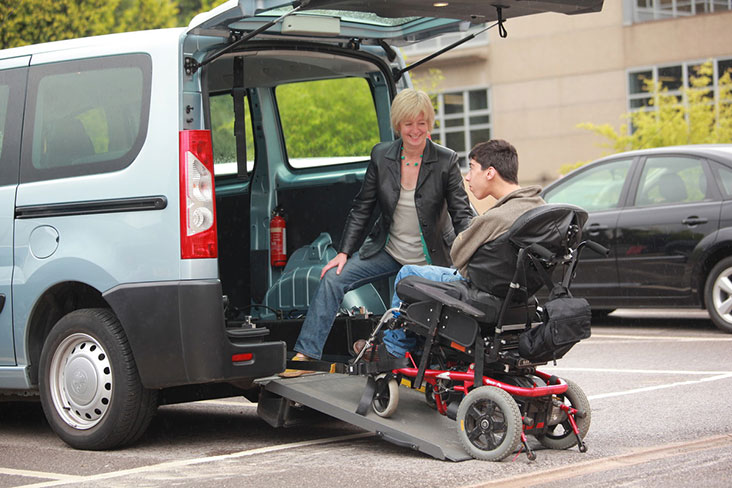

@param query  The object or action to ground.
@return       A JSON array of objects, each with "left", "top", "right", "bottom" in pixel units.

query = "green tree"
[
  {"left": 177, "top": 0, "right": 221, "bottom": 26},
  {"left": 276, "top": 78, "right": 379, "bottom": 158},
  {"left": 574, "top": 61, "right": 732, "bottom": 172},
  {"left": 1, "top": 0, "right": 178, "bottom": 49}
]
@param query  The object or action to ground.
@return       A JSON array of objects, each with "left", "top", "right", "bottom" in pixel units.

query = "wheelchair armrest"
[{"left": 409, "top": 281, "right": 484, "bottom": 318}]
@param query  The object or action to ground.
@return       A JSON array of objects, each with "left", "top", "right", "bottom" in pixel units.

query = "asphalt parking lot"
[{"left": 2, "top": 309, "right": 732, "bottom": 488}]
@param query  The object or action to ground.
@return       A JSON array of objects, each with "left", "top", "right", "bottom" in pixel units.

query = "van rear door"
[
  {"left": 0, "top": 57, "right": 28, "bottom": 366},
  {"left": 187, "top": 0, "right": 604, "bottom": 44}
]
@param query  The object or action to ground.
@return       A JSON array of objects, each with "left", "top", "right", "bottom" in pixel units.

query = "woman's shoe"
[{"left": 279, "top": 352, "right": 314, "bottom": 378}]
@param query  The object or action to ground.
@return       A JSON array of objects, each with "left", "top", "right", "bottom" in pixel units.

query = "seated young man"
[{"left": 354, "top": 139, "right": 545, "bottom": 359}]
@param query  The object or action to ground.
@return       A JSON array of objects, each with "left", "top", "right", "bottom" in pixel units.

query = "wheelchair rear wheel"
[
  {"left": 456, "top": 386, "right": 522, "bottom": 461},
  {"left": 372, "top": 373, "right": 399, "bottom": 418},
  {"left": 537, "top": 379, "right": 591, "bottom": 450}
]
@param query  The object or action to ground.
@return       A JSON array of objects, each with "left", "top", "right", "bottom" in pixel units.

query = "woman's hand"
[{"left": 321, "top": 252, "right": 348, "bottom": 278}]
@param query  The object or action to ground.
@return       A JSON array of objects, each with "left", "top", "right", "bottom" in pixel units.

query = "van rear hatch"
[{"left": 187, "top": 0, "right": 604, "bottom": 44}]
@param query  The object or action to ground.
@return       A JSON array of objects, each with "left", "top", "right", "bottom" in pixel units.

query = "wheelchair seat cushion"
[{"left": 397, "top": 276, "right": 510, "bottom": 324}]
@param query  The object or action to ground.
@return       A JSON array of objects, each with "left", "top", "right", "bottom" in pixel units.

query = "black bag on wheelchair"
[{"left": 518, "top": 285, "right": 591, "bottom": 363}]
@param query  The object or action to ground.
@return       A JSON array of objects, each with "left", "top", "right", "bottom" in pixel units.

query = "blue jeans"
[
  {"left": 294, "top": 249, "right": 402, "bottom": 360},
  {"left": 382, "top": 265, "right": 466, "bottom": 358}
]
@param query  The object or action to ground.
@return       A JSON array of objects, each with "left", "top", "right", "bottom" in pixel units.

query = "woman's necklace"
[{"left": 400, "top": 146, "right": 423, "bottom": 166}]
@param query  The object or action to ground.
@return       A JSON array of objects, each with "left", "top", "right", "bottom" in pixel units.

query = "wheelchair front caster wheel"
[
  {"left": 372, "top": 373, "right": 399, "bottom": 418},
  {"left": 456, "top": 386, "right": 522, "bottom": 461}
]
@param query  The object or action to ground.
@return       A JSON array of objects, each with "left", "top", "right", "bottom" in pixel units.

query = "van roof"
[{"left": 0, "top": 28, "right": 185, "bottom": 62}]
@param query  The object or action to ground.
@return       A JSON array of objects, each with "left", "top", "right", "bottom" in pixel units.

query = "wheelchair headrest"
[{"left": 466, "top": 204, "right": 588, "bottom": 297}]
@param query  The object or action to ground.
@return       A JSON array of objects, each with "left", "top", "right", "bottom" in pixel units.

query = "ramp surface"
[{"left": 263, "top": 373, "right": 471, "bottom": 461}]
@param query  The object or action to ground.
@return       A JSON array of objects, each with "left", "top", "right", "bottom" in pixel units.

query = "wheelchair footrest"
[{"left": 345, "top": 357, "right": 410, "bottom": 375}]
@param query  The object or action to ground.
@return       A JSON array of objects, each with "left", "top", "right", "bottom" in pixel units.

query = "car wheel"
[
  {"left": 39, "top": 308, "right": 158, "bottom": 450},
  {"left": 705, "top": 257, "right": 732, "bottom": 333}
]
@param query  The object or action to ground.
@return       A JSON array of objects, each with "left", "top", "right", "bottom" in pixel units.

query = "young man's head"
[{"left": 465, "top": 139, "right": 520, "bottom": 200}]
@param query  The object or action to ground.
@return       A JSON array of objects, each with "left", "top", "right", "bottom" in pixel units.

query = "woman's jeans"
[
  {"left": 294, "top": 250, "right": 402, "bottom": 360},
  {"left": 382, "top": 265, "right": 466, "bottom": 358}
]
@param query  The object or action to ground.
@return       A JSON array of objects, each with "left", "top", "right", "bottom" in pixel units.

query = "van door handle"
[
  {"left": 682, "top": 216, "right": 708, "bottom": 226},
  {"left": 587, "top": 223, "right": 609, "bottom": 235}
]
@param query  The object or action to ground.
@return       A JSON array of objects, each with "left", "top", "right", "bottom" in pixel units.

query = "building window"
[
  {"left": 627, "top": 57, "right": 732, "bottom": 112},
  {"left": 631, "top": 0, "right": 732, "bottom": 23},
  {"left": 432, "top": 87, "right": 491, "bottom": 165}
]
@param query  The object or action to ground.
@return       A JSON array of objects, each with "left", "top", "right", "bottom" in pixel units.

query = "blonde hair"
[{"left": 390, "top": 88, "right": 435, "bottom": 134}]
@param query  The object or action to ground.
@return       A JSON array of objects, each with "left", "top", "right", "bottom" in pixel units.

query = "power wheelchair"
[{"left": 347, "top": 204, "right": 606, "bottom": 461}]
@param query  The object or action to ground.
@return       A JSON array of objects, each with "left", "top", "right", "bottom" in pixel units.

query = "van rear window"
[
  {"left": 21, "top": 54, "right": 151, "bottom": 182},
  {"left": 276, "top": 77, "right": 379, "bottom": 169}
]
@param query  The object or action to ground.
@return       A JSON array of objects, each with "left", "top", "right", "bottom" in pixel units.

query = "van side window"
[
  {"left": 21, "top": 54, "right": 151, "bottom": 183},
  {"left": 276, "top": 78, "right": 379, "bottom": 169},
  {"left": 209, "top": 92, "right": 255, "bottom": 176},
  {"left": 0, "top": 68, "right": 25, "bottom": 187}
]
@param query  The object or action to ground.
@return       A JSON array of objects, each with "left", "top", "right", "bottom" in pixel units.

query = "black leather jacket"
[{"left": 338, "top": 139, "right": 475, "bottom": 267}]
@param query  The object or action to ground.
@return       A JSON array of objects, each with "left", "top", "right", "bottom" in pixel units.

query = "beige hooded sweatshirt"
[{"left": 450, "top": 185, "right": 545, "bottom": 279}]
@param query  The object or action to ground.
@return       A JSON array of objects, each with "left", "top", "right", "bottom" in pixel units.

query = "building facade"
[{"left": 404, "top": 0, "right": 732, "bottom": 209}]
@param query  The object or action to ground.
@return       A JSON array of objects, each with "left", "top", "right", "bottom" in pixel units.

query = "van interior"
[{"left": 208, "top": 42, "right": 397, "bottom": 356}]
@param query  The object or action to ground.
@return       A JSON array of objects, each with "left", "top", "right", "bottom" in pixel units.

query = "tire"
[
  {"left": 372, "top": 373, "right": 399, "bottom": 418},
  {"left": 456, "top": 386, "right": 522, "bottom": 461},
  {"left": 705, "top": 257, "right": 732, "bottom": 333},
  {"left": 39, "top": 308, "right": 158, "bottom": 450},
  {"left": 537, "top": 379, "right": 591, "bottom": 450}
]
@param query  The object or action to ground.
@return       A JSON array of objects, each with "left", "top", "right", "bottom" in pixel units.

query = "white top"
[{"left": 384, "top": 186, "right": 428, "bottom": 265}]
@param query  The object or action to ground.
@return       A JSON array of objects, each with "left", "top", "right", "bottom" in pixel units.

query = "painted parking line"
[
  {"left": 0, "top": 468, "right": 81, "bottom": 482},
  {"left": 15, "top": 432, "right": 374, "bottom": 488},
  {"left": 589, "top": 333, "right": 732, "bottom": 342},
  {"left": 545, "top": 366, "right": 732, "bottom": 400}
]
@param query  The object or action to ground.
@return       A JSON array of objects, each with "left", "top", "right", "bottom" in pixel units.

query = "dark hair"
[{"left": 468, "top": 139, "right": 519, "bottom": 184}]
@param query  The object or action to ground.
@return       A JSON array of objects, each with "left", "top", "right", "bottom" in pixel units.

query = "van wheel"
[
  {"left": 705, "top": 257, "right": 732, "bottom": 333},
  {"left": 39, "top": 308, "right": 157, "bottom": 450}
]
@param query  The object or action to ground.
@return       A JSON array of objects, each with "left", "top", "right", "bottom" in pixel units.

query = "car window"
[
  {"left": 0, "top": 84, "right": 7, "bottom": 159},
  {"left": 209, "top": 92, "right": 255, "bottom": 176},
  {"left": 712, "top": 162, "right": 732, "bottom": 199},
  {"left": 21, "top": 54, "right": 151, "bottom": 183},
  {"left": 543, "top": 159, "right": 632, "bottom": 212},
  {"left": 276, "top": 77, "right": 379, "bottom": 169},
  {"left": 634, "top": 156, "right": 708, "bottom": 207},
  {"left": 0, "top": 68, "right": 25, "bottom": 186}
]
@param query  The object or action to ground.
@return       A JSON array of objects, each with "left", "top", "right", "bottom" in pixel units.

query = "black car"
[{"left": 542, "top": 144, "right": 732, "bottom": 333}]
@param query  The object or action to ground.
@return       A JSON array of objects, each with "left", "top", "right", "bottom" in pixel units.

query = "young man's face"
[{"left": 465, "top": 158, "right": 493, "bottom": 200}]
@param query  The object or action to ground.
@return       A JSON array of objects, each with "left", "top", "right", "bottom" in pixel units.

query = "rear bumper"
[{"left": 104, "top": 280, "right": 286, "bottom": 389}]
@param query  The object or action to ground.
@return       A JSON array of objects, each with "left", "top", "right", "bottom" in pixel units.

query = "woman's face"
[{"left": 398, "top": 113, "right": 430, "bottom": 150}]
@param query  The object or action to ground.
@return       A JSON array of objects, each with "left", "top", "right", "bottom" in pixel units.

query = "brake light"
[{"left": 179, "top": 130, "right": 218, "bottom": 259}]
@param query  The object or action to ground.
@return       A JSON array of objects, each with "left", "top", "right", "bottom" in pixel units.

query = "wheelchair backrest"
[{"left": 465, "top": 204, "right": 588, "bottom": 297}]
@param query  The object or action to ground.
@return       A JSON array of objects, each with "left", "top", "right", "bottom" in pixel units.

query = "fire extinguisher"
[{"left": 270, "top": 206, "right": 287, "bottom": 267}]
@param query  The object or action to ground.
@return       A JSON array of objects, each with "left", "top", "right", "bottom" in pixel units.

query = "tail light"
[{"left": 179, "top": 130, "right": 217, "bottom": 259}]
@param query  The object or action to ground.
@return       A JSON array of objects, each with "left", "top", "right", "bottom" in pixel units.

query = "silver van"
[{"left": 0, "top": 0, "right": 603, "bottom": 449}]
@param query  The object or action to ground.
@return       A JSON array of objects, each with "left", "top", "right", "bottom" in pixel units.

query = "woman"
[{"left": 286, "top": 89, "right": 474, "bottom": 374}]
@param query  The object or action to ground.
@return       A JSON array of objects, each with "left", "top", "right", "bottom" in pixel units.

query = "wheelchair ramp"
[{"left": 261, "top": 373, "right": 471, "bottom": 461}]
